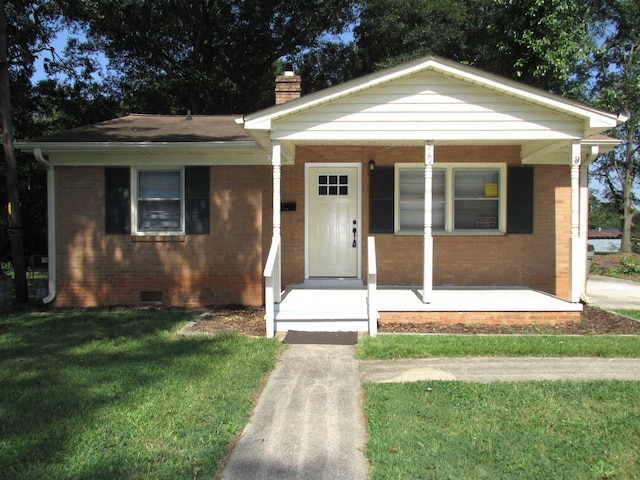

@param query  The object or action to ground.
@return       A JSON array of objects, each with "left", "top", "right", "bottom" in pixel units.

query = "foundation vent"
[{"left": 141, "top": 291, "right": 163, "bottom": 304}]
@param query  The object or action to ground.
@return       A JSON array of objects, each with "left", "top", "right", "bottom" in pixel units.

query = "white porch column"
[
  {"left": 272, "top": 142, "right": 282, "bottom": 238},
  {"left": 271, "top": 142, "right": 282, "bottom": 306},
  {"left": 569, "top": 141, "right": 583, "bottom": 303},
  {"left": 423, "top": 141, "right": 434, "bottom": 303}
]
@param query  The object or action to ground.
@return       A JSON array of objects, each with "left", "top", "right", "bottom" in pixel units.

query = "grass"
[
  {"left": 615, "top": 309, "right": 640, "bottom": 320},
  {"left": 355, "top": 334, "right": 640, "bottom": 360},
  {"left": 0, "top": 309, "right": 279, "bottom": 479},
  {"left": 364, "top": 380, "right": 640, "bottom": 479}
]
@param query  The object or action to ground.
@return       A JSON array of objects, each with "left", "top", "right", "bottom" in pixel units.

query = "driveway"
[{"left": 587, "top": 275, "right": 640, "bottom": 310}]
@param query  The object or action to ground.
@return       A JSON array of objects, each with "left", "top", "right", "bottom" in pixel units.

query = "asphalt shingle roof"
[{"left": 31, "top": 114, "right": 251, "bottom": 143}]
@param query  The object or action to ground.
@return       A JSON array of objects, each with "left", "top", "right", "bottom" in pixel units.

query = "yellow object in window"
[{"left": 484, "top": 184, "right": 498, "bottom": 197}]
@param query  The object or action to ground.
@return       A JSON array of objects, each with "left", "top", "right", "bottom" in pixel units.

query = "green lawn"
[
  {"left": 364, "top": 380, "right": 640, "bottom": 479},
  {"left": 356, "top": 334, "right": 640, "bottom": 360},
  {"left": 614, "top": 309, "right": 640, "bottom": 320},
  {"left": 0, "top": 310, "right": 278, "bottom": 479}
]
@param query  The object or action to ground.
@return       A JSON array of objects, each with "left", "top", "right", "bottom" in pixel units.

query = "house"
[
  {"left": 17, "top": 55, "right": 625, "bottom": 337},
  {"left": 588, "top": 229, "right": 622, "bottom": 252}
]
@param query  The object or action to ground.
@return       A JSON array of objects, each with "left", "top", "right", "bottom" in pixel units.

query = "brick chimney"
[{"left": 275, "top": 64, "right": 301, "bottom": 105}]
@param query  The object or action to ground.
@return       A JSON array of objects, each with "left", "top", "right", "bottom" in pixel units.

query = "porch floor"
[{"left": 274, "top": 285, "right": 582, "bottom": 327}]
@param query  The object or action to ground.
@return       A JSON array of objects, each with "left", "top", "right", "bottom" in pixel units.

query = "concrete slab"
[
  {"left": 222, "top": 345, "right": 368, "bottom": 480},
  {"left": 587, "top": 275, "right": 640, "bottom": 310},
  {"left": 360, "top": 357, "right": 640, "bottom": 383}
]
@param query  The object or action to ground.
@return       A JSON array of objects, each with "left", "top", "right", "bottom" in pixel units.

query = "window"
[
  {"left": 395, "top": 163, "right": 506, "bottom": 234},
  {"left": 135, "top": 169, "right": 184, "bottom": 233},
  {"left": 105, "top": 167, "right": 210, "bottom": 235},
  {"left": 318, "top": 174, "right": 349, "bottom": 196}
]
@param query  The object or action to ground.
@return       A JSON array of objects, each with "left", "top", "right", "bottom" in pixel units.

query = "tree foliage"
[
  {"left": 61, "top": 0, "right": 357, "bottom": 114},
  {"left": 295, "top": 0, "right": 596, "bottom": 98},
  {"left": 355, "top": 0, "right": 477, "bottom": 72}
]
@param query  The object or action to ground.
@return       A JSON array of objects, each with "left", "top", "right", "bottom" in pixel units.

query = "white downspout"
[{"left": 33, "top": 148, "right": 56, "bottom": 303}]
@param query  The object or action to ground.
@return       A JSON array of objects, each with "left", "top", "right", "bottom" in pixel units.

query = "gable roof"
[{"left": 240, "top": 55, "right": 625, "bottom": 141}]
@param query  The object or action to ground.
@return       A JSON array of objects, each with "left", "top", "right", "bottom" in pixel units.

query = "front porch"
[{"left": 272, "top": 285, "right": 583, "bottom": 334}]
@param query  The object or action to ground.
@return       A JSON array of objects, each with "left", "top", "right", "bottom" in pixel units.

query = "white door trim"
[{"left": 305, "top": 162, "right": 362, "bottom": 280}]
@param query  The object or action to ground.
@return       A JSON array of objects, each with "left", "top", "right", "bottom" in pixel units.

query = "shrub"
[{"left": 616, "top": 255, "right": 640, "bottom": 275}]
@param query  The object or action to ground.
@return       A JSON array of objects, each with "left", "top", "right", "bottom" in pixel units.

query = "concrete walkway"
[
  {"left": 360, "top": 357, "right": 640, "bottom": 383},
  {"left": 587, "top": 275, "right": 640, "bottom": 309},
  {"left": 222, "top": 345, "right": 368, "bottom": 480}
]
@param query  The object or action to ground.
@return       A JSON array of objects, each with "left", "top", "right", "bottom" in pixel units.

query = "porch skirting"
[{"left": 379, "top": 310, "right": 581, "bottom": 326}]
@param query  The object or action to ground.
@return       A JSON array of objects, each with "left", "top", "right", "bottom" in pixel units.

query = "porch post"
[
  {"left": 423, "top": 141, "right": 434, "bottom": 303},
  {"left": 272, "top": 142, "right": 282, "bottom": 238},
  {"left": 569, "top": 141, "right": 582, "bottom": 303},
  {"left": 271, "top": 142, "right": 282, "bottom": 304}
]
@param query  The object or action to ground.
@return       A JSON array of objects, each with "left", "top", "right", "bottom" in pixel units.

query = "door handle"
[{"left": 352, "top": 220, "right": 357, "bottom": 248}]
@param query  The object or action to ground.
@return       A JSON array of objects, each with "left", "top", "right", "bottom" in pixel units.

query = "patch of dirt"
[
  {"left": 181, "top": 305, "right": 640, "bottom": 336},
  {"left": 181, "top": 305, "right": 267, "bottom": 337}
]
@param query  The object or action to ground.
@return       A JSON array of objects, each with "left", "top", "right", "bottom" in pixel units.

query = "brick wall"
[
  {"left": 284, "top": 145, "right": 572, "bottom": 299},
  {"left": 52, "top": 145, "right": 573, "bottom": 308},
  {"left": 54, "top": 165, "right": 272, "bottom": 307}
]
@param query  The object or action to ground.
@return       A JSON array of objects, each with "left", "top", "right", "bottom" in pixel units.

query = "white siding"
[{"left": 271, "top": 71, "right": 584, "bottom": 142}]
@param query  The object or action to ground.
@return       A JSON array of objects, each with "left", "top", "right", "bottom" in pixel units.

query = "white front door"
[{"left": 307, "top": 165, "right": 360, "bottom": 278}]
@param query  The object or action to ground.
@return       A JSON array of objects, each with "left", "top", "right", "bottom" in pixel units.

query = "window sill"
[
  {"left": 394, "top": 230, "right": 506, "bottom": 236},
  {"left": 132, "top": 234, "right": 186, "bottom": 242}
]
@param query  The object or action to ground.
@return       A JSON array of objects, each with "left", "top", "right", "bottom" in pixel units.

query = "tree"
[
  {"left": 589, "top": 192, "right": 623, "bottom": 229},
  {"left": 590, "top": 0, "right": 639, "bottom": 253},
  {"left": 351, "top": 0, "right": 596, "bottom": 96},
  {"left": 354, "top": 0, "right": 477, "bottom": 74},
  {"left": 292, "top": 40, "right": 360, "bottom": 94},
  {"left": 0, "top": 0, "right": 27, "bottom": 302},
  {"left": 62, "top": 0, "right": 358, "bottom": 114},
  {"left": 1, "top": 1, "right": 60, "bottom": 302},
  {"left": 479, "top": 0, "right": 595, "bottom": 96}
]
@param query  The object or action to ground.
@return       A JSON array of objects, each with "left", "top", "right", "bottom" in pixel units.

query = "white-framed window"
[
  {"left": 132, "top": 168, "right": 185, "bottom": 234},
  {"left": 395, "top": 163, "right": 506, "bottom": 234}
]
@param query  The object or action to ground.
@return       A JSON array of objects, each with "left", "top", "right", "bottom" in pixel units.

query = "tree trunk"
[
  {"left": 0, "top": 0, "right": 28, "bottom": 303},
  {"left": 620, "top": 127, "right": 636, "bottom": 253}
]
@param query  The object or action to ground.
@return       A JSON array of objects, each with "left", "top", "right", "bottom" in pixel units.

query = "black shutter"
[
  {"left": 105, "top": 167, "right": 130, "bottom": 234},
  {"left": 185, "top": 166, "right": 210, "bottom": 234},
  {"left": 369, "top": 167, "right": 394, "bottom": 233},
  {"left": 507, "top": 166, "right": 534, "bottom": 234}
]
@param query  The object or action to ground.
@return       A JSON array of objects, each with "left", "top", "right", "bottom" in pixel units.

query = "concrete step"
[{"left": 274, "top": 318, "right": 369, "bottom": 333}]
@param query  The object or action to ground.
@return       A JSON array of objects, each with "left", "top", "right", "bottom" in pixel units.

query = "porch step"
[
  {"left": 274, "top": 287, "right": 369, "bottom": 333},
  {"left": 274, "top": 319, "right": 369, "bottom": 333}
]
